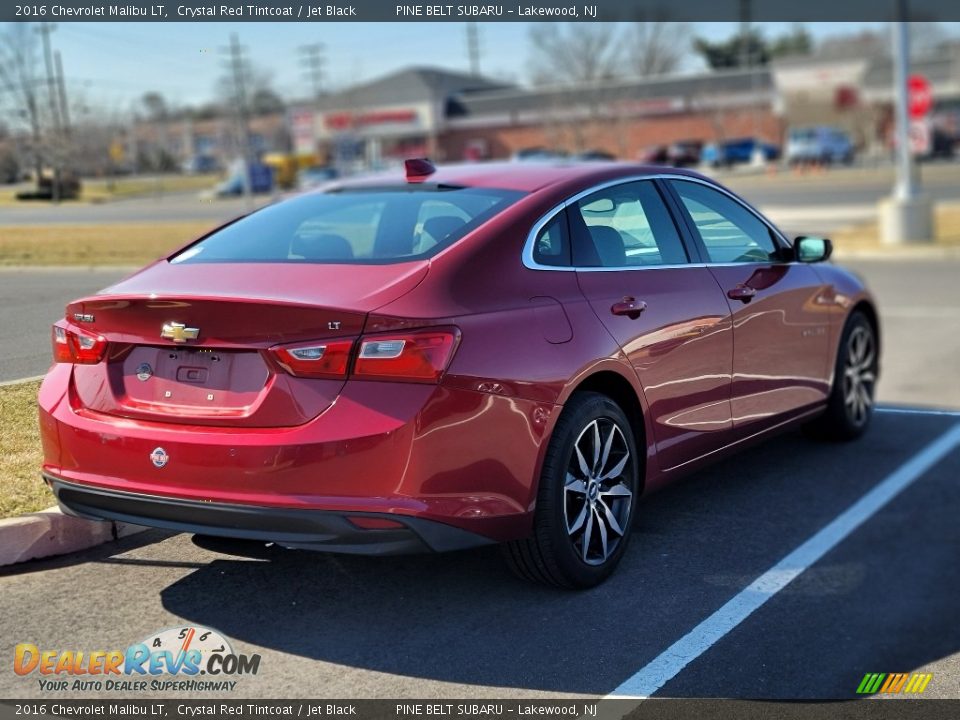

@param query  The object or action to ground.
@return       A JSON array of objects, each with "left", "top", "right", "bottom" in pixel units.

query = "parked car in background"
[
  {"left": 41, "top": 159, "right": 879, "bottom": 589},
  {"left": 15, "top": 172, "right": 82, "bottom": 201},
  {"left": 703, "top": 138, "right": 780, "bottom": 167},
  {"left": 512, "top": 147, "right": 568, "bottom": 162},
  {"left": 572, "top": 150, "right": 616, "bottom": 162},
  {"left": 297, "top": 166, "right": 339, "bottom": 191},
  {"left": 638, "top": 142, "right": 702, "bottom": 168},
  {"left": 638, "top": 145, "right": 670, "bottom": 164},
  {"left": 182, "top": 155, "right": 221, "bottom": 175},
  {"left": 786, "top": 126, "right": 854, "bottom": 165},
  {"left": 210, "top": 160, "right": 274, "bottom": 197},
  {"left": 667, "top": 141, "right": 703, "bottom": 167},
  {"left": 923, "top": 127, "right": 957, "bottom": 160}
]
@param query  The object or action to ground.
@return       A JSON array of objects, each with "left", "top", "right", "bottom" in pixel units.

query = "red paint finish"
[
  {"left": 577, "top": 267, "right": 734, "bottom": 472},
  {"left": 39, "top": 162, "right": 876, "bottom": 549},
  {"left": 707, "top": 263, "right": 831, "bottom": 430}
]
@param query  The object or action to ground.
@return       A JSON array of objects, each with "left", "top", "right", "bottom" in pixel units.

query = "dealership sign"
[
  {"left": 325, "top": 109, "right": 420, "bottom": 131},
  {"left": 290, "top": 107, "right": 317, "bottom": 154},
  {"left": 909, "top": 118, "right": 932, "bottom": 156}
]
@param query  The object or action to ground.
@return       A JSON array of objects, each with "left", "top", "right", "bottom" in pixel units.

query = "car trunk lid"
[{"left": 67, "top": 261, "right": 429, "bottom": 427}]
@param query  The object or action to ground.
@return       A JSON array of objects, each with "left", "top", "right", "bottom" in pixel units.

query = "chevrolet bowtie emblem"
[{"left": 161, "top": 322, "right": 200, "bottom": 343}]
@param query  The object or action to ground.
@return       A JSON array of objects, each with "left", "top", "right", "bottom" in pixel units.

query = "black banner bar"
[
  {"left": 4, "top": 700, "right": 960, "bottom": 720},
  {"left": 3, "top": 0, "right": 960, "bottom": 22}
]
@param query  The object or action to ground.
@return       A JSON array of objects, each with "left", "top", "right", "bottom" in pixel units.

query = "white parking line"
[
  {"left": 876, "top": 406, "right": 960, "bottom": 417},
  {"left": 609, "top": 421, "right": 960, "bottom": 699}
]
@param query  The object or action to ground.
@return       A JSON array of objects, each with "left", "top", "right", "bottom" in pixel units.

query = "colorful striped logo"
[{"left": 856, "top": 672, "right": 933, "bottom": 694}]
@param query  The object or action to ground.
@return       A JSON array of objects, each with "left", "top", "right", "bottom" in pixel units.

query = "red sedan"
[{"left": 39, "top": 160, "right": 879, "bottom": 588}]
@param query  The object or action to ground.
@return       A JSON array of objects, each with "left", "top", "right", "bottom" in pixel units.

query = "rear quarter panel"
[{"left": 372, "top": 186, "right": 658, "bottom": 502}]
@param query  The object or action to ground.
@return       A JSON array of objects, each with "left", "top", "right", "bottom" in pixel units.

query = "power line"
[
  {"left": 220, "top": 32, "right": 253, "bottom": 205},
  {"left": 35, "top": 23, "right": 63, "bottom": 134},
  {"left": 54, "top": 50, "right": 70, "bottom": 138},
  {"left": 298, "top": 43, "right": 325, "bottom": 99},
  {"left": 35, "top": 22, "right": 68, "bottom": 201},
  {"left": 466, "top": 22, "right": 481, "bottom": 76}
]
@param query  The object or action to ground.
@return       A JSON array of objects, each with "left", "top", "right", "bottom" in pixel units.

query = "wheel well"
[
  {"left": 569, "top": 371, "right": 647, "bottom": 485},
  {"left": 851, "top": 300, "right": 881, "bottom": 356}
]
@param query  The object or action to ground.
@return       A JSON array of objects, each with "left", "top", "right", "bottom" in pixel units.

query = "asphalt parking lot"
[
  {"left": 1, "top": 409, "right": 958, "bottom": 700},
  {"left": 2, "top": 165, "right": 959, "bottom": 703}
]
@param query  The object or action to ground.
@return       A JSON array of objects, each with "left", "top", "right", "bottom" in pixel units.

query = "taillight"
[
  {"left": 270, "top": 328, "right": 460, "bottom": 384},
  {"left": 271, "top": 339, "right": 354, "bottom": 379},
  {"left": 353, "top": 330, "right": 459, "bottom": 383},
  {"left": 51, "top": 322, "right": 108, "bottom": 365}
]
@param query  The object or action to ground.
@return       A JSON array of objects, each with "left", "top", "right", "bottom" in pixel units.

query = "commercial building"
[
  {"left": 118, "top": 47, "right": 960, "bottom": 173},
  {"left": 287, "top": 49, "right": 960, "bottom": 166}
]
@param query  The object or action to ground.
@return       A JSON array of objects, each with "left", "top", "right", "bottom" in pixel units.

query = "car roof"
[{"left": 322, "top": 161, "right": 713, "bottom": 194}]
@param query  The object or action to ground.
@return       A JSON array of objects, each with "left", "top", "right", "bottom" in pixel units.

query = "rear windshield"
[{"left": 170, "top": 185, "right": 525, "bottom": 264}]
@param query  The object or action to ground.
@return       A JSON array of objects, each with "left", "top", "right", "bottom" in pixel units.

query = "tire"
[
  {"left": 805, "top": 311, "right": 878, "bottom": 441},
  {"left": 503, "top": 392, "right": 640, "bottom": 589}
]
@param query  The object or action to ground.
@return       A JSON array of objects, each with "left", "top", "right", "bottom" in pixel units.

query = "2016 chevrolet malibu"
[{"left": 39, "top": 160, "right": 879, "bottom": 588}]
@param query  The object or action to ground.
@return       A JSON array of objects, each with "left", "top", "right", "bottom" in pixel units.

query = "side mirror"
[{"left": 794, "top": 236, "right": 833, "bottom": 263}]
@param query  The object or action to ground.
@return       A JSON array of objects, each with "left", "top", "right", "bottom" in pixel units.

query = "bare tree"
[
  {"left": 140, "top": 91, "right": 169, "bottom": 122},
  {"left": 625, "top": 20, "right": 691, "bottom": 77},
  {"left": 0, "top": 23, "right": 44, "bottom": 181},
  {"left": 526, "top": 23, "right": 622, "bottom": 155},
  {"left": 216, "top": 57, "right": 281, "bottom": 116},
  {"left": 528, "top": 23, "right": 622, "bottom": 86}
]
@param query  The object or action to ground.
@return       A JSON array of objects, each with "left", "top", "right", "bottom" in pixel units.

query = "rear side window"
[
  {"left": 670, "top": 180, "right": 780, "bottom": 264},
  {"left": 171, "top": 186, "right": 524, "bottom": 264},
  {"left": 568, "top": 181, "right": 688, "bottom": 267},
  {"left": 532, "top": 213, "right": 570, "bottom": 267}
]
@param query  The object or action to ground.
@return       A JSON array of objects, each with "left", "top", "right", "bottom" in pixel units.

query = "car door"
[
  {"left": 570, "top": 179, "right": 735, "bottom": 472},
  {"left": 665, "top": 178, "right": 832, "bottom": 432}
]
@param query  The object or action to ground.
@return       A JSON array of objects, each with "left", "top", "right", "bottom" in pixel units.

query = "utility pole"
[
  {"left": 879, "top": 0, "right": 933, "bottom": 244},
  {"left": 299, "top": 43, "right": 325, "bottom": 100},
  {"left": 221, "top": 33, "right": 253, "bottom": 207},
  {"left": 892, "top": 18, "right": 916, "bottom": 203},
  {"left": 466, "top": 22, "right": 481, "bottom": 76},
  {"left": 739, "top": 0, "right": 764, "bottom": 166},
  {"left": 36, "top": 22, "right": 63, "bottom": 202},
  {"left": 54, "top": 50, "right": 70, "bottom": 138},
  {"left": 738, "top": 0, "right": 750, "bottom": 72}
]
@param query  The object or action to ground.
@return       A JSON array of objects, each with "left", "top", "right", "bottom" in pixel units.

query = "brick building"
[
  {"left": 289, "top": 66, "right": 781, "bottom": 165},
  {"left": 124, "top": 48, "right": 960, "bottom": 173},
  {"left": 441, "top": 69, "right": 779, "bottom": 160},
  {"left": 290, "top": 52, "right": 960, "bottom": 166}
]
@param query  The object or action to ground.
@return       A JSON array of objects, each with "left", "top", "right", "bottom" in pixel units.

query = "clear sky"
[{"left": 3, "top": 21, "right": 889, "bottom": 114}]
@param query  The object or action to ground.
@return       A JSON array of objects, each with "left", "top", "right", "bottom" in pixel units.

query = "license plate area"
[{"left": 118, "top": 346, "right": 269, "bottom": 414}]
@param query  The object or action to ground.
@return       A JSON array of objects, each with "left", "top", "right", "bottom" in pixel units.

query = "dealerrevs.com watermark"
[{"left": 13, "top": 626, "right": 261, "bottom": 694}]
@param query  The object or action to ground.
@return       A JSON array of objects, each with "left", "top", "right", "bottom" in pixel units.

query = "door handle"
[
  {"left": 611, "top": 297, "right": 647, "bottom": 319},
  {"left": 727, "top": 286, "right": 758, "bottom": 303}
]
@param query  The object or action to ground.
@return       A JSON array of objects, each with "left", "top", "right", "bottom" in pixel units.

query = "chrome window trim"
[{"left": 521, "top": 173, "right": 792, "bottom": 273}]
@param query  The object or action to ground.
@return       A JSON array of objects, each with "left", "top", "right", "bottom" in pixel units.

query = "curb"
[{"left": 0, "top": 505, "right": 148, "bottom": 567}]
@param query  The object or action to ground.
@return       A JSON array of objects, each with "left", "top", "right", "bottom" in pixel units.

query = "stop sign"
[{"left": 908, "top": 75, "right": 933, "bottom": 118}]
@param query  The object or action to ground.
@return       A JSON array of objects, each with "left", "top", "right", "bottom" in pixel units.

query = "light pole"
[{"left": 880, "top": 2, "right": 933, "bottom": 244}]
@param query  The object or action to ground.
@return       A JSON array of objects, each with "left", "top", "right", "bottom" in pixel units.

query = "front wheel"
[
  {"left": 805, "top": 311, "right": 878, "bottom": 441},
  {"left": 503, "top": 392, "right": 639, "bottom": 588}
]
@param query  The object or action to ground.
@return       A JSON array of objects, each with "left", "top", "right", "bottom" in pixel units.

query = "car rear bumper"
[
  {"left": 47, "top": 474, "right": 495, "bottom": 555},
  {"left": 39, "top": 365, "right": 554, "bottom": 546}
]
